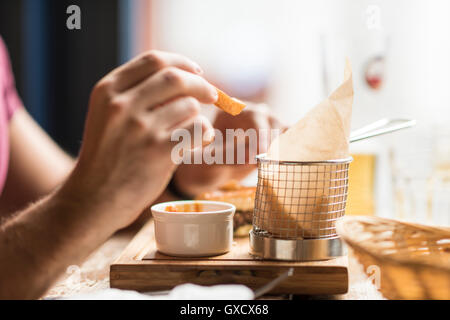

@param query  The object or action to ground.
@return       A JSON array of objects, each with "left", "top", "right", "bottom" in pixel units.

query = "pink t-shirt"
[{"left": 0, "top": 37, "right": 22, "bottom": 194}]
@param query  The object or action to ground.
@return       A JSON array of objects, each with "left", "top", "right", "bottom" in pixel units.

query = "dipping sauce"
[
  {"left": 165, "top": 202, "right": 204, "bottom": 212},
  {"left": 151, "top": 200, "right": 236, "bottom": 257}
]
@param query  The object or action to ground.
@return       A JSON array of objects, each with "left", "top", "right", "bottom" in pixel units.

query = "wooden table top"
[{"left": 44, "top": 219, "right": 384, "bottom": 300}]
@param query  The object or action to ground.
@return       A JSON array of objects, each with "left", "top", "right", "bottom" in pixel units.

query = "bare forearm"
[
  {"left": 0, "top": 189, "right": 115, "bottom": 299},
  {"left": 0, "top": 109, "right": 75, "bottom": 216}
]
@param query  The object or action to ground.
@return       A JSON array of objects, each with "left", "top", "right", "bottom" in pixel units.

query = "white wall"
[{"left": 150, "top": 0, "right": 450, "bottom": 127}]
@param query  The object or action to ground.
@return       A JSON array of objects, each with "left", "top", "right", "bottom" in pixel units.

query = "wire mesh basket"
[{"left": 252, "top": 155, "right": 352, "bottom": 239}]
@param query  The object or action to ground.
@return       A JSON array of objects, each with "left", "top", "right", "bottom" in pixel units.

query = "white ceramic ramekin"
[{"left": 151, "top": 200, "right": 236, "bottom": 257}]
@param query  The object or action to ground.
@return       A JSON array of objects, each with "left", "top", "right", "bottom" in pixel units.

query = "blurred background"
[{"left": 0, "top": 0, "right": 449, "bottom": 226}]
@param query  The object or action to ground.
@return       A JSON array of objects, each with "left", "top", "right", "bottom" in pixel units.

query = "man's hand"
[
  {"left": 0, "top": 51, "right": 218, "bottom": 299},
  {"left": 173, "top": 104, "right": 285, "bottom": 196},
  {"left": 60, "top": 51, "right": 218, "bottom": 229}
]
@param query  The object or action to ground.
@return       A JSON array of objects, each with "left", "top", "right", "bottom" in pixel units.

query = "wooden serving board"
[{"left": 110, "top": 220, "right": 348, "bottom": 295}]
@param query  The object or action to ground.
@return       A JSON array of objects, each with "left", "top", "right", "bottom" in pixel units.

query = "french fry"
[{"left": 214, "top": 88, "right": 246, "bottom": 116}]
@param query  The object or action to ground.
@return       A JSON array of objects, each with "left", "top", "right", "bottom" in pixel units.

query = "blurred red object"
[{"left": 365, "top": 55, "right": 385, "bottom": 90}]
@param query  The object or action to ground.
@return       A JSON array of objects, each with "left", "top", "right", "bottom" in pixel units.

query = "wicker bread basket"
[{"left": 337, "top": 216, "right": 450, "bottom": 300}]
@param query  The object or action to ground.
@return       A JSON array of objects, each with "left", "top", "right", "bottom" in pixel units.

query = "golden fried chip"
[{"left": 214, "top": 88, "right": 246, "bottom": 116}]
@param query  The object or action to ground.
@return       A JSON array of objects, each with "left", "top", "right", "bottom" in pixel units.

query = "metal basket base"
[{"left": 249, "top": 229, "right": 347, "bottom": 261}]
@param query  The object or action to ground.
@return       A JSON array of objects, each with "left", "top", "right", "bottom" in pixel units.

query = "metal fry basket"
[{"left": 250, "top": 154, "right": 353, "bottom": 261}]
